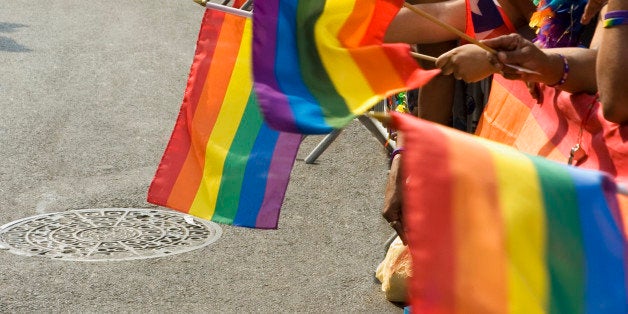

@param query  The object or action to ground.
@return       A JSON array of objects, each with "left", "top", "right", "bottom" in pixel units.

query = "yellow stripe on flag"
[
  {"left": 189, "top": 19, "right": 253, "bottom": 218},
  {"left": 486, "top": 138, "right": 548, "bottom": 314},
  {"left": 315, "top": 0, "right": 379, "bottom": 113}
]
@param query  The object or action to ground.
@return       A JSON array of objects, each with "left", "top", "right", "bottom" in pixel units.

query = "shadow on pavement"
[{"left": 0, "top": 22, "right": 32, "bottom": 52}]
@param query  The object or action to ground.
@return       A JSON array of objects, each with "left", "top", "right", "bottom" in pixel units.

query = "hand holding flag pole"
[{"left": 402, "top": 2, "right": 540, "bottom": 74}]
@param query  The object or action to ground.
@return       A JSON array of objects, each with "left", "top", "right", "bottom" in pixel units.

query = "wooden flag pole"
[
  {"left": 194, "top": 0, "right": 253, "bottom": 18},
  {"left": 402, "top": 2, "right": 497, "bottom": 55},
  {"left": 410, "top": 52, "right": 437, "bottom": 63}
]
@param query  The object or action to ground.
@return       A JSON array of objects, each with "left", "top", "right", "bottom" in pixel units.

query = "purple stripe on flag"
[
  {"left": 256, "top": 132, "right": 302, "bottom": 228},
  {"left": 253, "top": 0, "right": 299, "bottom": 133}
]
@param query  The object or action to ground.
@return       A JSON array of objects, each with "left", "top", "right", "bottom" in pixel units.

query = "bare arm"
[
  {"left": 544, "top": 47, "right": 598, "bottom": 94},
  {"left": 481, "top": 34, "right": 598, "bottom": 94},
  {"left": 434, "top": 34, "right": 598, "bottom": 93},
  {"left": 597, "top": 1, "right": 628, "bottom": 123},
  {"left": 384, "top": 0, "right": 465, "bottom": 44}
]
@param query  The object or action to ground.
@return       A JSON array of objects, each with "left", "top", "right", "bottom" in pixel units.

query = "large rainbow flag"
[
  {"left": 390, "top": 112, "right": 628, "bottom": 313},
  {"left": 147, "top": 8, "right": 302, "bottom": 229},
  {"left": 252, "top": 0, "right": 440, "bottom": 134}
]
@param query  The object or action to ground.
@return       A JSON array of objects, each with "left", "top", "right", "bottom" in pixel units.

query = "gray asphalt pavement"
[{"left": 0, "top": 1, "right": 400, "bottom": 312}]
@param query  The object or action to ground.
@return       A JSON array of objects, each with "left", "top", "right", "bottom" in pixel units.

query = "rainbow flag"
[
  {"left": 147, "top": 8, "right": 302, "bottom": 229},
  {"left": 252, "top": 0, "right": 440, "bottom": 134},
  {"left": 476, "top": 75, "right": 628, "bottom": 182},
  {"left": 390, "top": 112, "right": 628, "bottom": 313}
]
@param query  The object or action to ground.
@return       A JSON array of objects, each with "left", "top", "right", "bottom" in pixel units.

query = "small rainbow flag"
[
  {"left": 147, "top": 8, "right": 302, "bottom": 229},
  {"left": 252, "top": 0, "right": 440, "bottom": 134},
  {"left": 390, "top": 112, "right": 628, "bottom": 313}
]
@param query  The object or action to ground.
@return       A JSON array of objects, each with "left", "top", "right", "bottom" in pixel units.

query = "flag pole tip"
[{"left": 193, "top": 0, "right": 207, "bottom": 6}]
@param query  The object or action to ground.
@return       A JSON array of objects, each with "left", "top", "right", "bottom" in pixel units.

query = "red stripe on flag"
[
  {"left": 358, "top": 0, "right": 403, "bottom": 46},
  {"left": 166, "top": 12, "right": 247, "bottom": 209},
  {"left": 147, "top": 9, "right": 226, "bottom": 206},
  {"left": 393, "top": 113, "right": 456, "bottom": 312},
  {"left": 233, "top": 0, "right": 246, "bottom": 8}
]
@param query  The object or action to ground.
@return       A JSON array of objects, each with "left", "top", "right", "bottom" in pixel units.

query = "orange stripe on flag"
[
  {"left": 167, "top": 14, "right": 246, "bottom": 209},
  {"left": 450, "top": 135, "right": 507, "bottom": 313},
  {"left": 358, "top": 0, "right": 401, "bottom": 46},
  {"left": 337, "top": 0, "right": 373, "bottom": 48},
  {"left": 336, "top": 1, "right": 410, "bottom": 94},
  {"left": 348, "top": 47, "right": 406, "bottom": 94}
]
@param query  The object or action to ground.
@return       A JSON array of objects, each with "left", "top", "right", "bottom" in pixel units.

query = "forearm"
[
  {"left": 384, "top": 0, "right": 465, "bottom": 44},
  {"left": 536, "top": 14, "right": 601, "bottom": 94},
  {"left": 542, "top": 48, "right": 598, "bottom": 94},
  {"left": 482, "top": 34, "right": 598, "bottom": 94},
  {"left": 598, "top": 0, "right": 628, "bottom": 123}
]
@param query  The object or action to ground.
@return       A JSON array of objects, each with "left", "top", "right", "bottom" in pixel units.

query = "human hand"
[
  {"left": 382, "top": 154, "right": 406, "bottom": 244},
  {"left": 481, "top": 34, "right": 562, "bottom": 85},
  {"left": 435, "top": 44, "right": 501, "bottom": 82},
  {"left": 581, "top": 0, "right": 607, "bottom": 24},
  {"left": 527, "top": 81, "right": 543, "bottom": 103}
]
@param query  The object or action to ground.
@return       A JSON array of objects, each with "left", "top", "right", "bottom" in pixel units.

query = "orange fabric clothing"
[{"left": 476, "top": 75, "right": 628, "bottom": 183}]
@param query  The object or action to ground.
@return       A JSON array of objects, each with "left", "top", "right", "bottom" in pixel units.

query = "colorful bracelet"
[
  {"left": 604, "top": 10, "right": 628, "bottom": 28},
  {"left": 390, "top": 147, "right": 404, "bottom": 161},
  {"left": 548, "top": 54, "right": 569, "bottom": 87}
]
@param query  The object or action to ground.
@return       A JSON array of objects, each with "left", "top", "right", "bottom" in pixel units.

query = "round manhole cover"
[{"left": 0, "top": 208, "right": 222, "bottom": 261}]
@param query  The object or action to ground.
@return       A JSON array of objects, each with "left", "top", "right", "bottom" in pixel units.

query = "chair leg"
[
  {"left": 304, "top": 129, "right": 343, "bottom": 164},
  {"left": 357, "top": 115, "right": 396, "bottom": 154}
]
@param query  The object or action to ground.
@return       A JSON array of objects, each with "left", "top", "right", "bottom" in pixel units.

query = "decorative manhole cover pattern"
[{"left": 0, "top": 208, "right": 222, "bottom": 261}]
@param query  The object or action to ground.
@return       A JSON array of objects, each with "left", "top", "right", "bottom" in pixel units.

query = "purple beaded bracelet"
[
  {"left": 548, "top": 54, "right": 569, "bottom": 87},
  {"left": 390, "top": 147, "right": 404, "bottom": 161}
]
